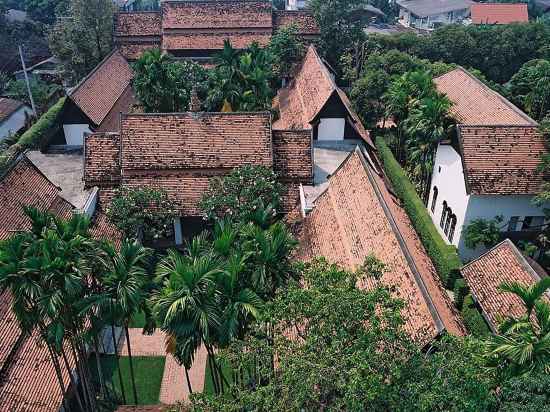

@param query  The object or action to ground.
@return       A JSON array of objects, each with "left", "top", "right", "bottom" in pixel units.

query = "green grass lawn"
[
  {"left": 203, "top": 355, "right": 235, "bottom": 395},
  {"left": 89, "top": 355, "right": 166, "bottom": 405},
  {"left": 128, "top": 311, "right": 147, "bottom": 328}
]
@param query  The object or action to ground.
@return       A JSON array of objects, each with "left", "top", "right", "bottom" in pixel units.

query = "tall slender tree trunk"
[
  {"left": 92, "top": 334, "right": 107, "bottom": 400},
  {"left": 45, "top": 342, "right": 71, "bottom": 412},
  {"left": 124, "top": 324, "right": 139, "bottom": 405},
  {"left": 61, "top": 345, "right": 86, "bottom": 412},
  {"left": 70, "top": 340, "right": 93, "bottom": 412},
  {"left": 111, "top": 322, "right": 127, "bottom": 404},
  {"left": 206, "top": 349, "right": 220, "bottom": 395},
  {"left": 184, "top": 368, "right": 193, "bottom": 395},
  {"left": 76, "top": 339, "right": 98, "bottom": 412}
]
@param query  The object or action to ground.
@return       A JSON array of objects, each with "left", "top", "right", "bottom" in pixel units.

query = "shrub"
[
  {"left": 376, "top": 138, "right": 462, "bottom": 288},
  {"left": 453, "top": 278, "right": 469, "bottom": 310},
  {"left": 0, "top": 97, "right": 66, "bottom": 171},
  {"left": 461, "top": 295, "right": 491, "bottom": 337}
]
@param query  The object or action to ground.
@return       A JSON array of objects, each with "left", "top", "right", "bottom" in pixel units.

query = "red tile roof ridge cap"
[
  {"left": 456, "top": 124, "right": 540, "bottom": 128},
  {"left": 435, "top": 66, "right": 538, "bottom": 126},
  {"left": 314, "top": 146, "right": 446, "bottom": 336},
  {"left": 121, "top": 111, "right": 272, "bottom": 117},
  {"left": 462, "top": 238, "right": 543, "bottom": 283},
  {"left": 68, "top": 49, "right": 126, "bottom": 98},
  {"left": 308, "top": 44, "right": 338, "bottom": 90},
  {"left": 1, "top": 152, "right": 63, "bottom": 194}
]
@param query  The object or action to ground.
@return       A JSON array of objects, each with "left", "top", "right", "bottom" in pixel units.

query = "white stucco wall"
[
  {"left": 318, "top": 118, "right": 345, "bottom": 140},
  {"left": 63, "top": 124, "right": 92, "bottom": 146},
  {"left": 428, "top": 143, "right": 470, "bottom": 249},
  {"left": 0, "top": 106, "right": 32, "bottom": 141}
]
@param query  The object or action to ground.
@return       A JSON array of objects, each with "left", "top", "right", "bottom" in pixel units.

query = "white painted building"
[
  {"left": 285, "top": 0, "right": 307, "bottom": 10},
  {"left": 427, "top": 68, "right": 548, "bottom": 260},
  {"left": 0, "top": 98, "right": 32, "bottom": 142},
  {"left": 397, "top": 0, "right": 473, "bottom": 30}
]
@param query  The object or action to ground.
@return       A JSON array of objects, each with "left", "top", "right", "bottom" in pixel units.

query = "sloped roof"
[
  {"left": 120, "top": 112, "right": 273, "bottom": 171},
  {"left": 0, "top": 98, "right": 24, "bottom": 123},
  {"left": 458, "top": 125, "right": 547, "bottom": 195},
  {"left": 69, "top": 50, "right": 134, "bottom": 126},
  {"left": 273, "top": 10, "right": 320, "bottom": 35},
  {"left": 471, "top": 3, "right": 529, "bottom": 24},
  {"left": 397, "top": 0, "right": 474, "bottom": 17},
  {"left": 114, "top": 11, "right": 161, "bottom": 36},
  {"left": 462, "top": 239, "right": 549, "bottom": 332},
  {"left": 161, "top": 0, "right": 273, "bottom": 30},
  {"left": 162, "top": 32, "right": 271, "bottom": 50},
  {"left": 84, "top": 133, "right": 122, "bottom": 186},
  {"left": 274, "top": 46, "right": 373, "bottom": 147},
  {"left": 434, "top": 67, "right": 536, "bottom": 126},
  {"left": 294, "top": 148, "right": 466, "bottom": 345}
]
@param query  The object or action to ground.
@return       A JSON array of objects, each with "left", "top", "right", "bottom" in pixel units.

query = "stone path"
[{"left": 119, "top": 328, "right": 207, "bottom": 404}]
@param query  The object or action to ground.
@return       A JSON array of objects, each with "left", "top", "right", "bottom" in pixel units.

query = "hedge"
[
  {"left": 376, "top": 138, "right": 462, "bottom": 289},
  {"left": 461, "top": 294, "right": 491, "bottom": 337},
  {"left": 0, "top": 97, "right": 66, "bottom": 171},
  {"left": 453, "top": 278, "right": 470, "bottom": 310}
]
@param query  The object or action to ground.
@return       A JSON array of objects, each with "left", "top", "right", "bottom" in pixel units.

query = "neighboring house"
[
  {"left": 397, "top": 0, "right": 473, "bottom": 29},
  {"left": 84, "top": 111, "right": 313, "bottom": 245},
  {"left": 291, "top": 147, "right": 466, "bottom": 346},
  {"left": 14, "top": 57, "right": 62, "bottom": 83},
  {"left": 0, "top": 98, "right": 32, "bottom": 142},
  {"left": 470, "top": 3, "right": 529, "bottom": 24},
  {"left": 0, "top": 154, "right": 120, "bottom": 411},
  {"left": 428, "top": 67, "right": 547, "bottom": 260},
  {"left": 461, "top": 239, "right": 549, "bottom": 333},
  {"left": 55, "top": 50, "right": 136, "bottom": 147},
  {"left": 285, "top": 0, "right": 307, "bottom": 9},
  {"left": 273, "top": 45, "right": 374, "bottom": 146},
  {"left": 114, "top": 0, "right": 319, "bottom": 61}
]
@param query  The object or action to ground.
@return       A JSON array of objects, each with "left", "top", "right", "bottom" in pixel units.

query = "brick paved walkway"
[{"left": 119, "top": 328, "right": 207, "bottom": 404}]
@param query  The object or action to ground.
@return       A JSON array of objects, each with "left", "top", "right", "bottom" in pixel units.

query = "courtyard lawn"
[{"left": 90, "top": 355, "right": 166, "bottom": 405}]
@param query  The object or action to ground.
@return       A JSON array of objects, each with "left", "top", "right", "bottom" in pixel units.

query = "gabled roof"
[
  {"left": 396, "top": 0, "right": 474, "bottom": 17},
  {"left": 120, "top": 112, "right": 273, "bottom": 171},
  {"left": 69, "top": 50, "right": 134, "bottom": 127},
  {"left": 461, "top": 239, "right": 549, "bottom": 332},
  {"left": 162, "top": 32, "right": 272, "bottom": 50},
  {"left": 114, "top": 11, "right": 162, "bottom": 37},
  {"left": 458, "top": 125, "right": 547, "bottom": 195},
  {"left": 471, "top": 3, "right": 529, "bottom": 24},
  {"left": 434, "top": 67, "right": 536, "bottom": 126},
  {"left": 274, "top": 45, "right": 373, "bottom": 147},
  {"left": 0, "top": 98, "right": 25, "bottom": 123},
  {"left": 273, "top": 10, "right": 320, "bottom": 36},
  {"left": 294, "top": 148, "right": 466, "bottom": 345},
  {"left": 161, "top": 0, "right": 273, "bottom": 30}
]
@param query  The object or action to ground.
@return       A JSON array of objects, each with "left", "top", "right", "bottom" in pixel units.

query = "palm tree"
[
  {"left": 96, "top": 240, "right": 152, "bottom": 405},
  {"left": 485, "top": 277, "right": 550, "bottom": 376}
]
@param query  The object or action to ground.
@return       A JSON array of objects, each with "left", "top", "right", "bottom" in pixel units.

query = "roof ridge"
[
  {"left": 69, "top": 49, "right": 123, "bottom": 98},
  {"left": 121, "top": 111, "right": 272, "bottom": 117}
]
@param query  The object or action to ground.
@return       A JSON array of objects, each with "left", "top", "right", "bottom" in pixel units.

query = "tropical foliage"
[
  {"left": 508, "top": 59, "right": 550, "bottom": 121},
  {"left": 464, "top": 216, "right": 504, "bottom": 250},
  {"left": 268, "top": 23, "right": 305, "bottom": 81},
  {"left": 133, "top": 48, "right": 208, "bottom": 113},
  {"left": 199, "top": 165, "right": 284, "bottom": 224}
]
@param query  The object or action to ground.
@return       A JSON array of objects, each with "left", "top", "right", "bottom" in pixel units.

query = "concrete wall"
[
  {"left": 0, "top": 106, "right": 32, "bottom": 141},
  {"left": 63, "top": 124, "right": 92, "bottom": 146},
  {"left": 318, "top": 118, "right": 345, "bottom": 140}
]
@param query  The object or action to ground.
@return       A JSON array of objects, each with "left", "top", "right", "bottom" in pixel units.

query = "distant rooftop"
[{"left": 397, "top": 0, "right": 474, "bottom": 17}]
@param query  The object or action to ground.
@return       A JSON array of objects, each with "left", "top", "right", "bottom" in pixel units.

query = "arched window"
[
  {"left": 440, "top": 201, "right": 448, "bottom": 228},
  {"left": 444, "top": 208, "right": 453, "bottom": 235},
  {"left": 431, "top": 186, "right": 438, "bottom": 213},
  {"left": 448, "top": 215, "right": 457, "bottom": 242}
]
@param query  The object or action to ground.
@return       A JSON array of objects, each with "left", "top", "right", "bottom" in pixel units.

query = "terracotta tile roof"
[
  {"left": 70, "top": 50, "right": 134, "bottom": 126},
  {"left": 434, "top": 67, "right": 536, "bottom": 126},
  {"left": 162, "top": 32, "right": 271, "bottom": 50},
  {"left": 294, "top": 148, "right": 465, "bottom": 345},
  {"left": 0, "top": 98, "right": 24, "bottom": 123},
  {"left": 114, "top": 11, "right": 161, "bottom": 37},
  {"left": 272, "top": 129, "right": 313, "bottom": 184},
  {"left": 273, "top": 10, "right": 320, "bottom": 36},
  {"left": 161, "top": 0, "right": 273, "bottom": 30},
  {"left": 84, "top": 133, "right": 122, "bottom": 187},
  {"left": 461, "top": 239, "right": 549, "bottom": 332},
  {"left": 118, "top": 42, "right": 160, "bottom": 61},
  {"left": 120, "top": 113, "right": 273, "bottom": 171},
  {"left": 471, "top": 3, "right": 529, "bottom": 24},
  {"left": 116, "top": 406, "right": 168, "bottom": 412},
  {"left": 0, "top": 292, "right": 21, "bottom": 370},
  {"left": 458, "top": 125, "right": 547, "bottom": 195},
  {"left": 274, "top": 46, "right": 373, "bottom": 147}
]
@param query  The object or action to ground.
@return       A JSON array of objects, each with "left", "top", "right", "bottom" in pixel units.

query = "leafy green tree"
[
  {"left": 268, "top": 24, "right": 305, "bottom": 81},
  {"left": 48, "top": 0, "right": 115, "bottom": 83},
  {"left": 24, "top": 0, "right": 70, "bottom": 24},
  {"left": 206, "top": 41, "right": 275, "bottom": 112},
  {"left": 497, "top": 372, "right": 550, "bottom": 411},
  {"left": 508, "top": 59, "right": 550, "bottom": 121},
  {"left": 484, "top": 277, "right": 550, "bottom": 377},
  {"left": 199, "top": 165, "right": 284, "bottom": 224},
  {"left": 132, "top": 48, "right": 208, "bottom": 113},
  {"left": 106, "top": 187, "right": 179, "bottom": 241},
  {"left": 5, "top": 78, "right": 62, "bottom": 114},
  {"left": 350, "top": 68, "right": 390, "bottom": 128},
  {"left": 464, "top": 216, "right": 504, "bottom": 250}
]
